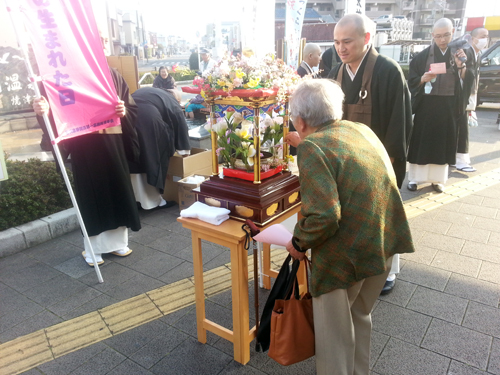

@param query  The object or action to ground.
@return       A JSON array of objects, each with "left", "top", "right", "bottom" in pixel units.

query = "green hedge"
[
  {"left": 139, "top": 70, "right": 197, "bottom": 85},
  {"left": 0, "top": 158, "right": 73, "bottom": 231}
]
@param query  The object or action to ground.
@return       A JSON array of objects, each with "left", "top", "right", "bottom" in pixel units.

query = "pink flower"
[
  {"left": 215, "top": 147, "right": 223, "bottom": 156},
  {"left": 233, "top": 77, "right": 243, "bottom": 87}
]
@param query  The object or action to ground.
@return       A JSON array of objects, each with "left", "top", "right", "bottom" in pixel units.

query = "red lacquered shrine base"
[{"left": 195, "top": 171, "right": 301, "bottom": 226}]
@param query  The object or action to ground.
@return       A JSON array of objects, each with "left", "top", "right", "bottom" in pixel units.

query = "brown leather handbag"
[{"left": 268, "top": 258, "right": 315, "bottom": 366}]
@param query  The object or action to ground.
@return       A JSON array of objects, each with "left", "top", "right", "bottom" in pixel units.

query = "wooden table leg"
[
  {"left": 191, "top": 232, "right": 207, "bottom": 344},
  {"left": 262, "top": 242, "right": 271, "bottom": 290},
  {"left": 230, "top": 242, "right": 251, "bottom": 364}
]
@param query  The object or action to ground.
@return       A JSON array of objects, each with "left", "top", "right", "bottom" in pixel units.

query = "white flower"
[
  {"left": 247, "top": 156, "right": 254, "bottom": 166},
  {"left": 241, "top": 142, "right": 250, "bottom": 149},
  {"left": 273, "top": 116, "right": 284, "bottom": 125},
  {"left": 248, "top": 145, "right": 256, "bottom": 158},
  {"left": 264, "top": 118, "right": 274, "bottom": 128},
  {"left": 232, "top": 112, "right": 243, "bottom": 125},
  {"left": 203, "top": 121, "right": 212, "bottom": 131},
  {"left": 212, "top": 120, "right": 228, "bottom": 133}
]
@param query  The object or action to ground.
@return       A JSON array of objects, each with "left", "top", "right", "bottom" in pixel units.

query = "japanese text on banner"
[
  {"left": 285, "top": 0, "right": 308, "bottom": 70},
  {"left": 18, "top": 0, "right": 120, "bottom": 143}
]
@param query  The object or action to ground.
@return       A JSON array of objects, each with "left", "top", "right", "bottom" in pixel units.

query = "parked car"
[
  {"left": 373, "top": 15, "right": 405, "bottom": 26},
  {"left": 478, "top": 41, "right": 500, "bottom": 105},
  {"left": 373, "top": 14, "right": 392, "bottom": 26}
]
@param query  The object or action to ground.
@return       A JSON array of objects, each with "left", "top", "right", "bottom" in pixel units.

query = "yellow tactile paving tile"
[
  {"left": 147, "top": 278, "right": 196, "bottom": 315},
  {"left": 99, "top": 294, "right": 162, "bottom": 335},
  {"left": 3, "top": 168, "right": 500, "bottom": 373},
  {"left": 0, "top": 330, "right": 52, "bottom": 375},
  {"left": 198, "top": 266, "right": 233, "bottom": 296},
  {"left": 428, "top": 193, "right": 460, "bottom": 205},
  {"left": 46, "top": 311, "right": 112, "bottom": 358}
]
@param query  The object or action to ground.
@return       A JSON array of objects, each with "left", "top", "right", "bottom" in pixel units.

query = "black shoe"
[
  {"left": 380, "top": 279, "right": 395, "bottom": 295},
  {"left": 431, "top": 183, "right": 444, "bottom": 193},
  {"left": 407, "top": 182, "right": 417, "bottom": 191}
]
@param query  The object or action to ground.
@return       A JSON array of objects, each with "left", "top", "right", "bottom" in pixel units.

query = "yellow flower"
[
  {"left": 200, "top": 90, "right": 206, "bottom": 99},
  {"left": 286, "top": 155, "right": 294, "bottom": 163},
  {"left": 235, "top": 69, "right": 246, "bottom": 79},
  {"left": 217, "top": 79, "right": 227, "bottom": 87},
  {"left": 246, "top": 78, "right": 261, "bottom": 88},
  {"left": 235, "top": 128, "right": 251, "bottom": 140}
]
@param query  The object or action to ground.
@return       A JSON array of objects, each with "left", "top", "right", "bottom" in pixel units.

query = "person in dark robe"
[
  {"left": 407, "top": 18, "right": 474, "bottom": 193},
  {"left": 129, "top": 87, "right": 191, "bottom": 209},
  {"left": 318, "top": 44, "right": 340, "bottom": 78},
  {"left": 33, "top": 68, "right": 141, "bottom": 267},
  {"left": 327, "top": 14, "right": 412, "bottom": 190},
  {"left": 153, "top": 66, "right": 176, "bottom": 91},
  {"left": 189, "top": 50, "right": 199, "bottom": 71},
  {"left": 297, "top": 43, "right": 322, "bottom": 78},
  {"left": 454, "top": 27, "right": 489, "bottom": 173},
  {"left": 289, "top": 14, "right": 412, "bottom": 295}
]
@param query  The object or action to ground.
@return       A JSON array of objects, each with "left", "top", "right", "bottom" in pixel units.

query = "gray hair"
[
  {"left": 433, "top": 18, "right": 453, "bottom": 31},
  {"left": 337, "top": 13, "right": 376, "bottom": 39},
  {"left": 290, "top": 79, "right": 344, "bottom": 127}
]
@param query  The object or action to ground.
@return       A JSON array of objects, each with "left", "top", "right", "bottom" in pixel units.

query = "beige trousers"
[{"left": 313, "top": 256, "right": 393, "bottom": 375}]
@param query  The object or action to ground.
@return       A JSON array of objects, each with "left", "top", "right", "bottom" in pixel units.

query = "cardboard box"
[
  {"left": 106, "top": 56, "right": 139, "bottom": 94},
  {"left": 177, "top": 175, "right": 210, "bottom": 210},
  {"left": 162, "top": 148, "right": 212, "bottom": 204}
]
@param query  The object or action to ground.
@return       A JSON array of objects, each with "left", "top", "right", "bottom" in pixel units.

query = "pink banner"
[{"left": 17, "top": 0, "right": 120, "bottom": 143}]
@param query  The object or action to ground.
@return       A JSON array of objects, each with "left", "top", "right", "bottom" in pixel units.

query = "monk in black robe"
[
  {"left": 326, "top": 14, "right": 412, "bottom": 297},
  {"left": 34, "top": 68, "right": 141, "bottom": 266},
  {"left": 129, "top": 87, "right": 191, "bottom": 209},
  {"left": 328, "top": 15, "right": 412, "bottom": 189},
  {"left": 407, "top": 18, "right": 474, "bottom": 193}
]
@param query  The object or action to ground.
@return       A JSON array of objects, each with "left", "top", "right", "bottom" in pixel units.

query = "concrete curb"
[{"left": 0, "top": 208, "right": 78, "bottom": 258}]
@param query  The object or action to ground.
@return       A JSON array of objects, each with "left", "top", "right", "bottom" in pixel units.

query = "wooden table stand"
[{"left": 177, "top": 205, "right": 304, "bottom": 365}]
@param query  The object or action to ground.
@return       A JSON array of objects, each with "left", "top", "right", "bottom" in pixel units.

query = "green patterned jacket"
[{"left": 293, "top": 120, "right": 415, "bottom": 297}]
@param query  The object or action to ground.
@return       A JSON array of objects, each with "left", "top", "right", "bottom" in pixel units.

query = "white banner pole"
[{"left": 6, "top": 2, "right": 104, "bottom": 283}]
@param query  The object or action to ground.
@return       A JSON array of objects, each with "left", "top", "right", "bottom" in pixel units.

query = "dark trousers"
[{"left": 457, "top": 112, "right": 469, "bottom": 154}]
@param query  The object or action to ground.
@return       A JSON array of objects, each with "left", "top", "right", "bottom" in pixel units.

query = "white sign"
[
  {"left": 0, "top": 141, "right": 8, "bottom": 181},
  {"left": 345, "top": 0, "right": 366, "bottom": 15},
  {"left": 285, "top": 0, "right": 308, "bottom": 69},
  {"left": 239, "top": 0, "right": 275, "bottom": 58}
]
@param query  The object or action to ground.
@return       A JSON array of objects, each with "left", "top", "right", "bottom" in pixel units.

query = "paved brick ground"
[{"left": 0, "top": 105, "right": 499, "bottom": 374}]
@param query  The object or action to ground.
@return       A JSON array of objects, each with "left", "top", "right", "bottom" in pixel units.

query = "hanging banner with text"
[
  {"left": 285, "top": 0, "right": 308, "bottom": 70},
  {"left": 15, "top": 0, "right": 120, "bottom": 143}
]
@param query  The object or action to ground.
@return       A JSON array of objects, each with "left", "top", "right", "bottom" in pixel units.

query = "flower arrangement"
[
  {"left": 205, "top": 107, "right": 293, "bottom": 174},
  {"left": 193, "top": 53, "right": 302, "bottom": 103},
  {"left": 207, "top": 109, "right": 255, "bottom": 171}
]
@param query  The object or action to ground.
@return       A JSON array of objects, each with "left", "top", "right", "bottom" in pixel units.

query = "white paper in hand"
[{"left": 253, "top": 224, "right": 292, "bottom": 246}]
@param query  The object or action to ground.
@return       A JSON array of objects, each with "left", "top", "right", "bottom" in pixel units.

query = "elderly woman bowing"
[{"left": 284, "top": 79, "right": 414, "bottom": 375}]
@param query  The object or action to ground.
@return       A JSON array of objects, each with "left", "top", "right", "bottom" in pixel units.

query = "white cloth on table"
[
  {"left": 408, "top": 163, "right": 448, "bottom": 185},
  {"left": 84, "top": 226, "right": 128, "bottom": 255},
  {"left": 180, "top": 201, "right": 230, "bottom": 226},
  {"left": 130, "top": 173, "right": 162, "bottom": 210}
]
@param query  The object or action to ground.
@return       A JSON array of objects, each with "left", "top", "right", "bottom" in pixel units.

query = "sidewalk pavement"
[{"left": 0, "top": 106, "right": 499, "bottom": 375}]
